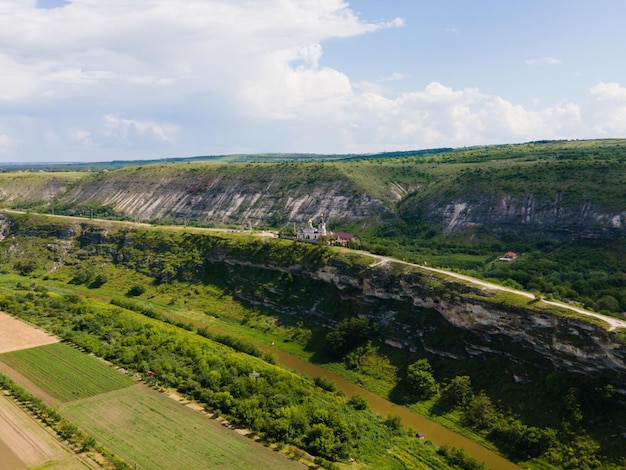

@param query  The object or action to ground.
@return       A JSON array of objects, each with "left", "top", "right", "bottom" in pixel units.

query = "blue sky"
[{"left": 1, "top": 1, "right": 625, "bottom": 162}]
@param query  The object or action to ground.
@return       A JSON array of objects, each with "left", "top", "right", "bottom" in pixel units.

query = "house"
[
  {"left": 331, "top": 231, "right": 361, "bottom": 247},
  {"left": 499, "top": 252, "right": 518, "bottom": 262}
]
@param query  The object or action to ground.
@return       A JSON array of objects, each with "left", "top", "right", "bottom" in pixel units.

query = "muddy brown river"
[{"left": 262, "top": 346, "right": 520, "bottom": 470}]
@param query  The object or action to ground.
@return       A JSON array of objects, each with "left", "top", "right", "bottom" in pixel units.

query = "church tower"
[{"left": 319, "top": 213, "right": 327, "bottom": 236}]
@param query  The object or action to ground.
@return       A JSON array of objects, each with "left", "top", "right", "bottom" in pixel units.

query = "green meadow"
[
  {"left": 59, "top": 385, "right": 304, "bottom": 470},
  {"left": 0, "top": 342, "right": 134, "bottom": 402}
]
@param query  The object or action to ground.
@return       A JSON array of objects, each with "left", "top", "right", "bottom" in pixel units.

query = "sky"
[{"left": 1, "top": 1, "right": 626, "bottom": 162}]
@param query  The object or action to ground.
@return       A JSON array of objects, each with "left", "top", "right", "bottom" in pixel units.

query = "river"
[{"left": 261, "top": 346, "right": 520, "bottom": 470}]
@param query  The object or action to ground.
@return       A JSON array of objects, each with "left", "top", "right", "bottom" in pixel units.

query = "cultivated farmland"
[
  {"left": 0, "top": 314, "right": 307, "bottom": 469},
  {"left": 0, "top": 394, "right": 95, "bottom": 470},
  {"left": 59, "top": 384, "right": 305, "bottom": 470},
  {"left": 0, "top": 342, "right": 134, "bottom": 402}
]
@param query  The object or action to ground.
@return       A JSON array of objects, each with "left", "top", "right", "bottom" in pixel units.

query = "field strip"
[
  {"left": 0, "top": 343, "right": 135, "bottom": 403},
  {"left": 60, "top": 384, "right": 305, "bottom": 470},
  {"left": 0, "top": 362, "right": 61, "bottom": 407},
  {"left": 0, "top": 393, "right": 69, "bottom": 468},
  {"left": 0, "top": 311, "right": 59, "bottom": 354}
]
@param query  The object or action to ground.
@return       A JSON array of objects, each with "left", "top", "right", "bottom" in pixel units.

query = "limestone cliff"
[
  {"left": 1, "top": 142, "right": 624, "bottom": 243},
  {"left": 418, "top": 195, "right": 626, "bottom": 241},
  {"left": 203, "top": 250, "right": 626, "bottom": 381}
]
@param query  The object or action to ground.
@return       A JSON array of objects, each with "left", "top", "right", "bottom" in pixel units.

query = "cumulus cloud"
[
  {"left": 588, "top": 82, "right": 626, "bottom": 135},
  {"left": 104, "top": 115, "right": 179, "bottom": 145},
  {"left": 325, "top": 83, "right": 584, "bottom": 152},
  {"left": 0, "top": 0, "right": 401, "bottom": 160},
  {"left": 0, "top": 1, "right": 623, "bottom": 161}
]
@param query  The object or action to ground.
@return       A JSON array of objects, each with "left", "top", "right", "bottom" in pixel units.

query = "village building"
[
  {"left": 331, "top": 231, "right": 361, "bottom": 247},
  {"left": 499, "top": 251, "right": 518, "bottom": 262},
  {"left": 296, "top": 215, "right": 360, "bottom": 247}
]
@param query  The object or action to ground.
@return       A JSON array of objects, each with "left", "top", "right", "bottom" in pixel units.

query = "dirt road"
[{"left": 368, "top": 254, "right": 626, "bottom": 331}]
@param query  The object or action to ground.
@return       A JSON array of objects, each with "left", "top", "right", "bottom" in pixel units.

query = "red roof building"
[{"left": 499, "top": 252, "right": 517, "bottom": 261}]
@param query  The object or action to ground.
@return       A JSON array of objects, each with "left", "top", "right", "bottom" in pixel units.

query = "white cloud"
[
  {"left": 0, "top": 2, "right": 623, "bottom": 161},
  {"left": 69, "top": 129, "right": 96, "bottom": 148},
  {"left": 0, "top": 134, "right": 14, "bottom": 154},
  {"left": 525, "top": 57, "right": 563, "bottom": 65},
  {"left": 0, "top": 0, "right": 403, "bottom": 160},
  {"left": 252, "top": 79, "right": 587, "bottom": 153},
  {"left": 104, "top": 115, "right": 179, "bottom": 144},
  {"left": 590, "top": 81, "right": 626, "bottom": 101},
  {"left": 376, "top": 72, "right": 406, "bottom": 82},
  {"left": 589, "top": 82, "right": 626, "bottom": 135},
  {"left": 237, "top": 46, "right": 353, "bottom": 120}
]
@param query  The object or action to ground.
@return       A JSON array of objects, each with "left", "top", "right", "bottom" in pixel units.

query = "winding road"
[
  {"left": 366, "top": 253, "right": 626, "bottom": 331},
  {"left": 4, "top": 210, "right": 625, "bottom": 331}
]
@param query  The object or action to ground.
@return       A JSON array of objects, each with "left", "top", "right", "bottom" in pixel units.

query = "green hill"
[{"left": 1, "top": 139, "right": 624, "bottom": 312}]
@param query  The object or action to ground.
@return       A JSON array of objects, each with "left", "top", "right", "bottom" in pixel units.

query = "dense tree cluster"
[{"left": 0, "top": 286, "right": 461, "bottom": 468}]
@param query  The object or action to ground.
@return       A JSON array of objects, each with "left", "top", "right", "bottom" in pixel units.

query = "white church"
[
  {"left": 296, "top": 215, "right": 328, "bottom": 242},
  {"left": 296, "top": 214, "right": 360, "bottom": 246}
]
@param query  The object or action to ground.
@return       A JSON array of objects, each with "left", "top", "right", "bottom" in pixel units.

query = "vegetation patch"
[
  {"left": 0, "top": 343, "right": 134, "bottom": 402},
  {"left": 59, "top": 385, "right": 304, "bottom": 470}
]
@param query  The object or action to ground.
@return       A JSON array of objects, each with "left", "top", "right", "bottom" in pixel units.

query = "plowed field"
[{"left": 0, "top": 311, "right": 58, "bottom": 354}]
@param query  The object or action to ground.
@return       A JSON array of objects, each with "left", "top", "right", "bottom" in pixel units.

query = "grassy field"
[
  {"left": 59, "top": 384, "right": 304, "bottom": 470},
  {"left": 0, "top": 342, "right": 134, "bottom": 402}
]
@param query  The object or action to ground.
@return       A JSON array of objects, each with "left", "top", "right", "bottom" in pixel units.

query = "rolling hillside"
[{"left": 1, "top": 139, "right": 624, "bottom": 313}]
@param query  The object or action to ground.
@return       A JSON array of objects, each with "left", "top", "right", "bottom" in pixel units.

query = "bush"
[
  {"left": 126, "top": 284, "right": 146, "bottom": 297},
  {"left": 437, "top": 445, "right": 487, "bottom": 470},
  {"left": 406, "top": 359, "right": 438, "bottom": 399},
  {"left": 347, "top": 393, "right": 369, "bottom": 410},
  {"left": 441, "top": 375, "right": 473, "bottom": 408},
  {"left": 325, "top": 317, "right": 373, "bottom": 356},
  {"left": 313, "top": 376, "right": 337, "bottom": 392}
]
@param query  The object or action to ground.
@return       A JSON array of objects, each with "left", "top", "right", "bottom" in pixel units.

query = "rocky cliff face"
[
  {"left": 58, "top": 167, "right": 392, "bottom": 226},
  {"left": 430, "top": 195, "right": 626, "bottom": 240},
  {"left": 206, "top": 253, "right": 626, "bottom": 381},
  {"left": 0, "top": 213, "right": 624, "bottom": 386},
  {"left": 1, "top": 159, "right": 624, "bottom": 241}
]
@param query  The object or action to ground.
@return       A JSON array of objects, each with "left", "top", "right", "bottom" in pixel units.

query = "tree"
[
  {"left": 347, "top": 393, "right": 369, "bottom": 410},
  {"left": 126, "top": 284, "right": 146, "bottom": 297},
  {"left": 306, "top": 423, "right": 336, "bottom": 458},
  {"left": 464, "top": 391, "right": 497, "bottom": 430},
  {"left": 437, "top": 445, "right": 487, "bottom": 470},
  {"left": 597, "top": 294, "right": 619, "bottom": 312},
  {"left": 89, "top": 273, "right": 109, "bottom": 288},
  {"left": 325, "top": 317, "right": 372, "bottom": 356},
  {"left": 443, "top": 375, "right": 473, "bottom": 408},
  {"left": 406, "top": 359, "right": 438, "bottom": 399}
]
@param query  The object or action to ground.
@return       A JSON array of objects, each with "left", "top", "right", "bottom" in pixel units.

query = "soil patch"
[
  {"left": 0, "top": 437, "right": 25, "bottom": 470},
  {"left": 0, "top": 394, "right": 67, "bottom": 468},
  {"left": 0, "top": 311, "right": 59, "bottom": 354}
]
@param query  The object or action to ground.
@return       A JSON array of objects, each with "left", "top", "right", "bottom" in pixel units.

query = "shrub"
[{"left": 126, "top": 284, "right": 146, "bottom": 297}]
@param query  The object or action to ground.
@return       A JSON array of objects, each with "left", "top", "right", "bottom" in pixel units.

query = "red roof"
[
  {"left": 502, "top": 252, "right": 517, "bottom": 258},
  {"left": 333, "top": 232, "right": 357, "bottom": 240}
]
